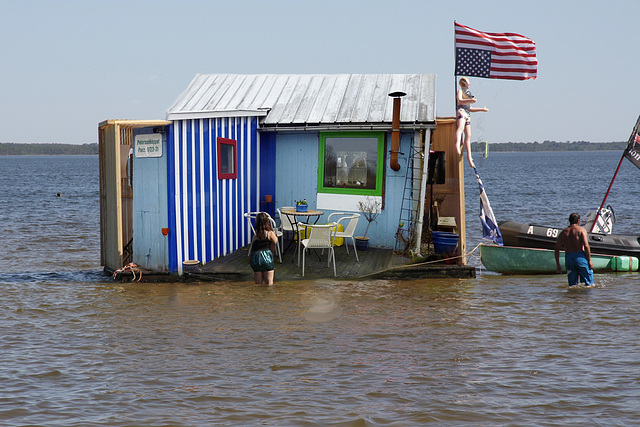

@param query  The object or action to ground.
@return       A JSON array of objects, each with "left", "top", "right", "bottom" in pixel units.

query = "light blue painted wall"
[
  {"left": 358, "top": 131, "right": 413, "bottom": 248},
  {"left": 132, "top": 129, "right": 169, "bottom": 271},
  {"left": 274, "top": 131, "right": 415, "bottom": 249},
  {"left": 275, "top": 133, "right": 319, "bottom": 209}
]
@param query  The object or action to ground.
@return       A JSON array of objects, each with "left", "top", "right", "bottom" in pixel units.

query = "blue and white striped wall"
[{"left": 167, "top": 116, "right": 260, "bottom": 274}]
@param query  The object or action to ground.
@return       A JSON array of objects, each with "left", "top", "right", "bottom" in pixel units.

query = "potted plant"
[
  {"left": 355, "top": 196, "right": 381, "bottom": 251},
  {"left": 296, "top": 199, "right": 308, "bottom": 212}
]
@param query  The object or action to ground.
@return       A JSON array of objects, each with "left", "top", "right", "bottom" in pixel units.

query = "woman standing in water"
[{"left": 249, "top": 212, "right": 278, "bottom": 285}]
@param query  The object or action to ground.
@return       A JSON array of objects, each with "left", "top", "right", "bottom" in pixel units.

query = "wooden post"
[{"left": 429, "top": 117, "right": 466, "bottom": 264}]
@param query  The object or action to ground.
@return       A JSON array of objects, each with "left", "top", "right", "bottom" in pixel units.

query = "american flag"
[{"left": 455, "top": 22, "right": 537, "bottom": 81}]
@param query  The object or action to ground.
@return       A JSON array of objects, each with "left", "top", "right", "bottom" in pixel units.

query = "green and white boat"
[{"left": 479, "top": 244, "right": 639, "bottom": 275}]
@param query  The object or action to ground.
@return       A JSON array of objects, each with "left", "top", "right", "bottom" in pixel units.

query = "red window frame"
[{"left": 217, "top": 137, "right": 237, "bottom": 179}]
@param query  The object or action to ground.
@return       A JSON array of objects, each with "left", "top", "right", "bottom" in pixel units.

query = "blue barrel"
[
  {"left": 432, "top": 231, "right": 459, "bottom": 239},
  {"left": 432, "top": 231, "right": 459, "bottom": 255}
]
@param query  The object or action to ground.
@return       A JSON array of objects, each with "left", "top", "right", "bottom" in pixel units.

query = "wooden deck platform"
[{"left": 188, "top": 243, "right": 476, "bottom": 282}]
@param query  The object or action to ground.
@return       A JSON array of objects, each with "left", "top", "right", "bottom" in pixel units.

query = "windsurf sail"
[{"left": 474, "top": 167, "right": 503, "bottom": 245}]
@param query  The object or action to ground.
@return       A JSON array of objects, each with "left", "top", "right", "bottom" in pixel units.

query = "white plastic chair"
[
  {"left": 328, "top": 212, "right": 360, "bottom": 262},
  {"left": 243, "top": 212, "right": 260, "bottom": 256},
  {"left": 244, "top": 212, "right": 282, "bottom": 263},
  {"left": 267, "top": 216, "right": 283, "bottom": 263},
  {"left": 277, "top": 207, "right": 296, "bottom": 252},
  {"left": 299, "top": 223, "right": 337, "bottom": 277}
]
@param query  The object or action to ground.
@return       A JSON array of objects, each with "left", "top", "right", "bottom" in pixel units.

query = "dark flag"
[
  {"left": 473, "top": 167, "right": 503, "bottom": 245},
  {"left": 623, "top": 116, "right": 640, "bottom": 170},
  {"left": 455, "top": 22, "right": 537, "bottom": 80}
]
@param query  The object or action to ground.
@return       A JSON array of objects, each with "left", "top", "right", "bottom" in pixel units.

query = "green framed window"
[{"left": 318, "top": 131, "right": 384, "bottom": 196}]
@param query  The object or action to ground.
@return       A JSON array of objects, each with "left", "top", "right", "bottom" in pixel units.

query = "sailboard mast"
[{"left": 591, "top": 156, "right": 625, "bottom": 232}]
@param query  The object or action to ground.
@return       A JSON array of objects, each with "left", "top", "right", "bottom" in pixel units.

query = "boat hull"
[
  {"left": 499, "top": 220, "right": 640, "bottom": 257},
  {"left": 479, "top": 244, "right": 639, "bottom": 275}
]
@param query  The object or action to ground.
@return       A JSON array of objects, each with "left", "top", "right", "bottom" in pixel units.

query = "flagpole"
[
  {"left": 453, "top": 21, "right": 459, "bottom": 144},
  {"left": 453, "top": 20, "right": 457, "bottom": 106}
]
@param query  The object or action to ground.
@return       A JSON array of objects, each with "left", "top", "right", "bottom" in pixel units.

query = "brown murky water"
[
  {"left": 1, "top": 155, "right": 639, "bottom": 426},
  {"left": 3, "top": 274, "right": 640, "bottom": 426}
]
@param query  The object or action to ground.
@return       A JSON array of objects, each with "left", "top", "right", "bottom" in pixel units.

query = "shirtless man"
[{"left": 555, "top": 213, "right": 594, "bottom": 287}]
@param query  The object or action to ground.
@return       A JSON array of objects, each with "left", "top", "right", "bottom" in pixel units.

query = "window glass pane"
[
  {"left": 220, "top": 144, "right": 234, "bottom": 174},
  {"left": 323, "top": 137, "right": 378, "bottom": 190}
]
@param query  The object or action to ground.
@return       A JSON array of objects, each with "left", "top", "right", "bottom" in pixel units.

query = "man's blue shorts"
[{"left": 565, "top": 251, "right": 594, "bottom": 286}]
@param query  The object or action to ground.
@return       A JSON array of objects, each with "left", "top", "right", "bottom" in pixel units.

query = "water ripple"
[{"left": 1, "top": 154, "right": 640, "bottom": 425}]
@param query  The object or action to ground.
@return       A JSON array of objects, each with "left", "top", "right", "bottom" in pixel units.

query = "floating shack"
[{"left": 99, "top": 74, "right": 470, "bottom": 277}]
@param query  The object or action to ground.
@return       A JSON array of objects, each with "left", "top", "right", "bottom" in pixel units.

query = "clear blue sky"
[{"left": 1, "top": 0, "right": 637, "bottom": 144}]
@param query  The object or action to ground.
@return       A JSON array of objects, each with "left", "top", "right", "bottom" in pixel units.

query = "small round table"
[{"left": 280, "top": 208, "right": 324, "bottom": 261}]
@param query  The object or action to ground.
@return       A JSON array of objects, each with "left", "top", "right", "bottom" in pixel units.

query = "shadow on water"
[{"left": 0, "top": 270, "right": 109, "bottom": 285}]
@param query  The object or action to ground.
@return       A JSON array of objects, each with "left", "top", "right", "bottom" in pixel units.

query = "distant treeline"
[
  {"left": 471, "top": 140, "right": 627, "bottom": 152},
  {"left": 0, "top": 143, "right": 98, "bottom": 155},
  {"left": 0, "top": 140, "right": 629, "bottom": 155}
]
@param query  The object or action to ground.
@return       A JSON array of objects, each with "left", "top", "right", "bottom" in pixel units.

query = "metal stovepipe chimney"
[{"left": 388, "top": 91, "right": 406, "bottom": 171}]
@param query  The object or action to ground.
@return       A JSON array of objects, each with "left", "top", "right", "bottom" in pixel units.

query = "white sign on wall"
[{"left": 134, "top": 134, "right": 163, "bottom": 158}]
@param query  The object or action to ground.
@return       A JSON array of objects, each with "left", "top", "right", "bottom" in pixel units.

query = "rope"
[
  {"left": 113, "top": 262, "right": 143, "bottom": 282},
  {"left": 370, "top": 243, "right": 484, "bottom": 276},
  {"left": 398, "top": 242, "right": 482, "bottom": 268}
]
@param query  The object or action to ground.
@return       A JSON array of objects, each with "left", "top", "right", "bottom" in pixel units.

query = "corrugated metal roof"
[{"left": 167, "top": 74, "right": 436, "bottom": 128}]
